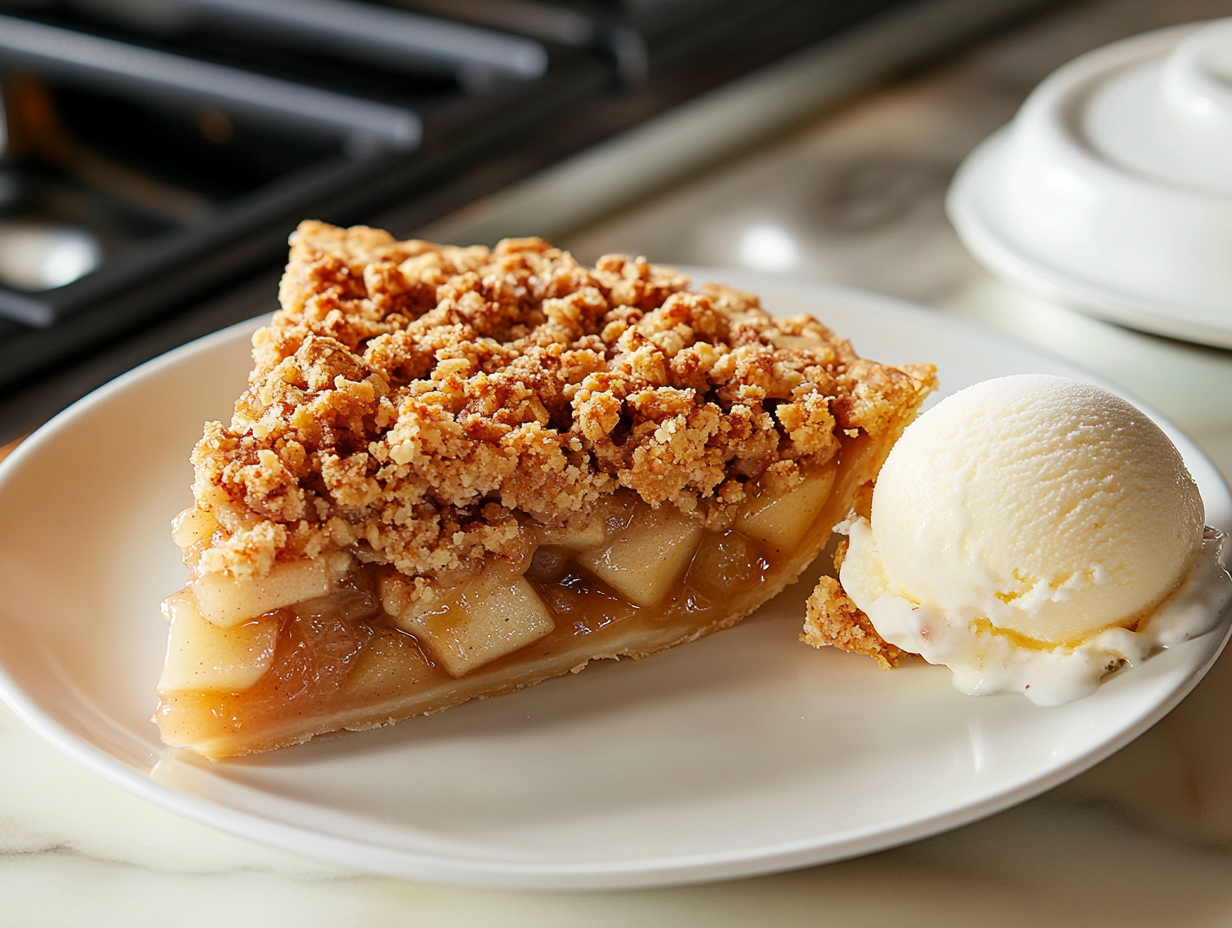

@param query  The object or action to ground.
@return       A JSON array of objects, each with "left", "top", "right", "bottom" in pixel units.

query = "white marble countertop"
[{"left": 7, "top": 0, "right": 1232, "bottom": 923}]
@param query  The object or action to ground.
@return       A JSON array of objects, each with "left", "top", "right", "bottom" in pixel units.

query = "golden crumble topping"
[
  {"left": 802, "top": 540, "right": 906, "bottom": 669},
  {"left": 189, "top": 220, "right": 935, "bottom": 584},
  {"left": 803, "top": 577, "right": 906, "bottom": 670}
]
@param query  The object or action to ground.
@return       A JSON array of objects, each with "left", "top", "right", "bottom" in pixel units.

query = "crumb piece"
[{"left": 802, "top": 576, "right": 907, "bottom": 670}]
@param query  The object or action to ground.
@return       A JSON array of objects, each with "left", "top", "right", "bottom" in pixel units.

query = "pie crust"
[{"left": 157, "top": 222, "right": 936, "bottom": 757}]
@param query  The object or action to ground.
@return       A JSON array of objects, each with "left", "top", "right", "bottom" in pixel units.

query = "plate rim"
[{"left": 1, "top": 276, "right": 1229, "bottom": 889}]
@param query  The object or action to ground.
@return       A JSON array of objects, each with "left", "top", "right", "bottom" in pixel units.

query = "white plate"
[{"left": 0, "top": 273, "right": 1228, "bottom": 890}]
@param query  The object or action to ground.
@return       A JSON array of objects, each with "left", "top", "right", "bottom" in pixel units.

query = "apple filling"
[{"left": 159, "top": 448, "right": 874, "bottom": 758}]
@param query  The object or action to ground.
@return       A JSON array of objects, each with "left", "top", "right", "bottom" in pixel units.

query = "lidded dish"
[{"left": 948, "top": 19, "right": 1232, "bottom": 347}]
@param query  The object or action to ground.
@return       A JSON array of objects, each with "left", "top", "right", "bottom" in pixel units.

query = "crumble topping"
[
  {"left": 190, "top": 220, "right": 935, "bottom": 582},
  {"left": 802, "top": 576, "right": 906, "bottom": 669},
  {"left": 802, "top": 540, "right": 907, "bottom": 669}
]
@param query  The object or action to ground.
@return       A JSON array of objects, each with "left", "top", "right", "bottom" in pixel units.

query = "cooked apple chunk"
[
  {"left": 689, "top": 531, "right": 767, "bottom": 598},
  {"left": 159, "top": 592, "right": 279, "bottom": 693},
  {"left": 170, "top": 505, "right": 218, "bottom": 549},
  {"left": 193, "top": 557, "right": 344, "bottom": 627},
  {"left": 737, "top": 467, "right": 837, "bottom": 555},
  {"left": 577, "top": 505, "right": 705, "bottom": 606},
  {"left": 532, "top": 514, "right": 607, "bottom": 552},
  {"left": 381, "top": 566, "right": 556, "bottom": 677}
]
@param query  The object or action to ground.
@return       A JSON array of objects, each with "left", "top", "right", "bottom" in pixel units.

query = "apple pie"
[{"left": 157, "top": 221, "right": 936, "bottom": 757}]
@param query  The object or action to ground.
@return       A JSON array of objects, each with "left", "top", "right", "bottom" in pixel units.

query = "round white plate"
[
  {"left": 948, "top": 129, "right": 1232, "bottom": 350},
  {"left": 0, "top": 273, "right": 1228, "bottom": 890}
]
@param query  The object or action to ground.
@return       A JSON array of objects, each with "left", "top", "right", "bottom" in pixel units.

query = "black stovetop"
[{"left": 0, "top": 0, "right": 1013, "bottom": 439}]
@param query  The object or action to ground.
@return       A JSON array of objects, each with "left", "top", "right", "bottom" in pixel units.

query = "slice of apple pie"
[{"left": 157, "top": 220, "right": 936, "bottom": 757}]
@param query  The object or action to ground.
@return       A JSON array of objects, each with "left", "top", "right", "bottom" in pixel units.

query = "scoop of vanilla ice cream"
[
  {"left": 867, "top": 374, "right": 1204, "bottom": 643},
  {"left": 838, "top": 374, "right": 1228, "bottom": 705}
]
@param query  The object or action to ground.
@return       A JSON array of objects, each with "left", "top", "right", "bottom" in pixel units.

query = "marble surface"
[{"left": 8, "top": 0, "right": 1232, "bottom": 923}]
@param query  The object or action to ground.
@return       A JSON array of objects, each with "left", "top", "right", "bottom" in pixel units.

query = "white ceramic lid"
[{"left": 948, "top": 20, "right": 1232, "bottom": 347}]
